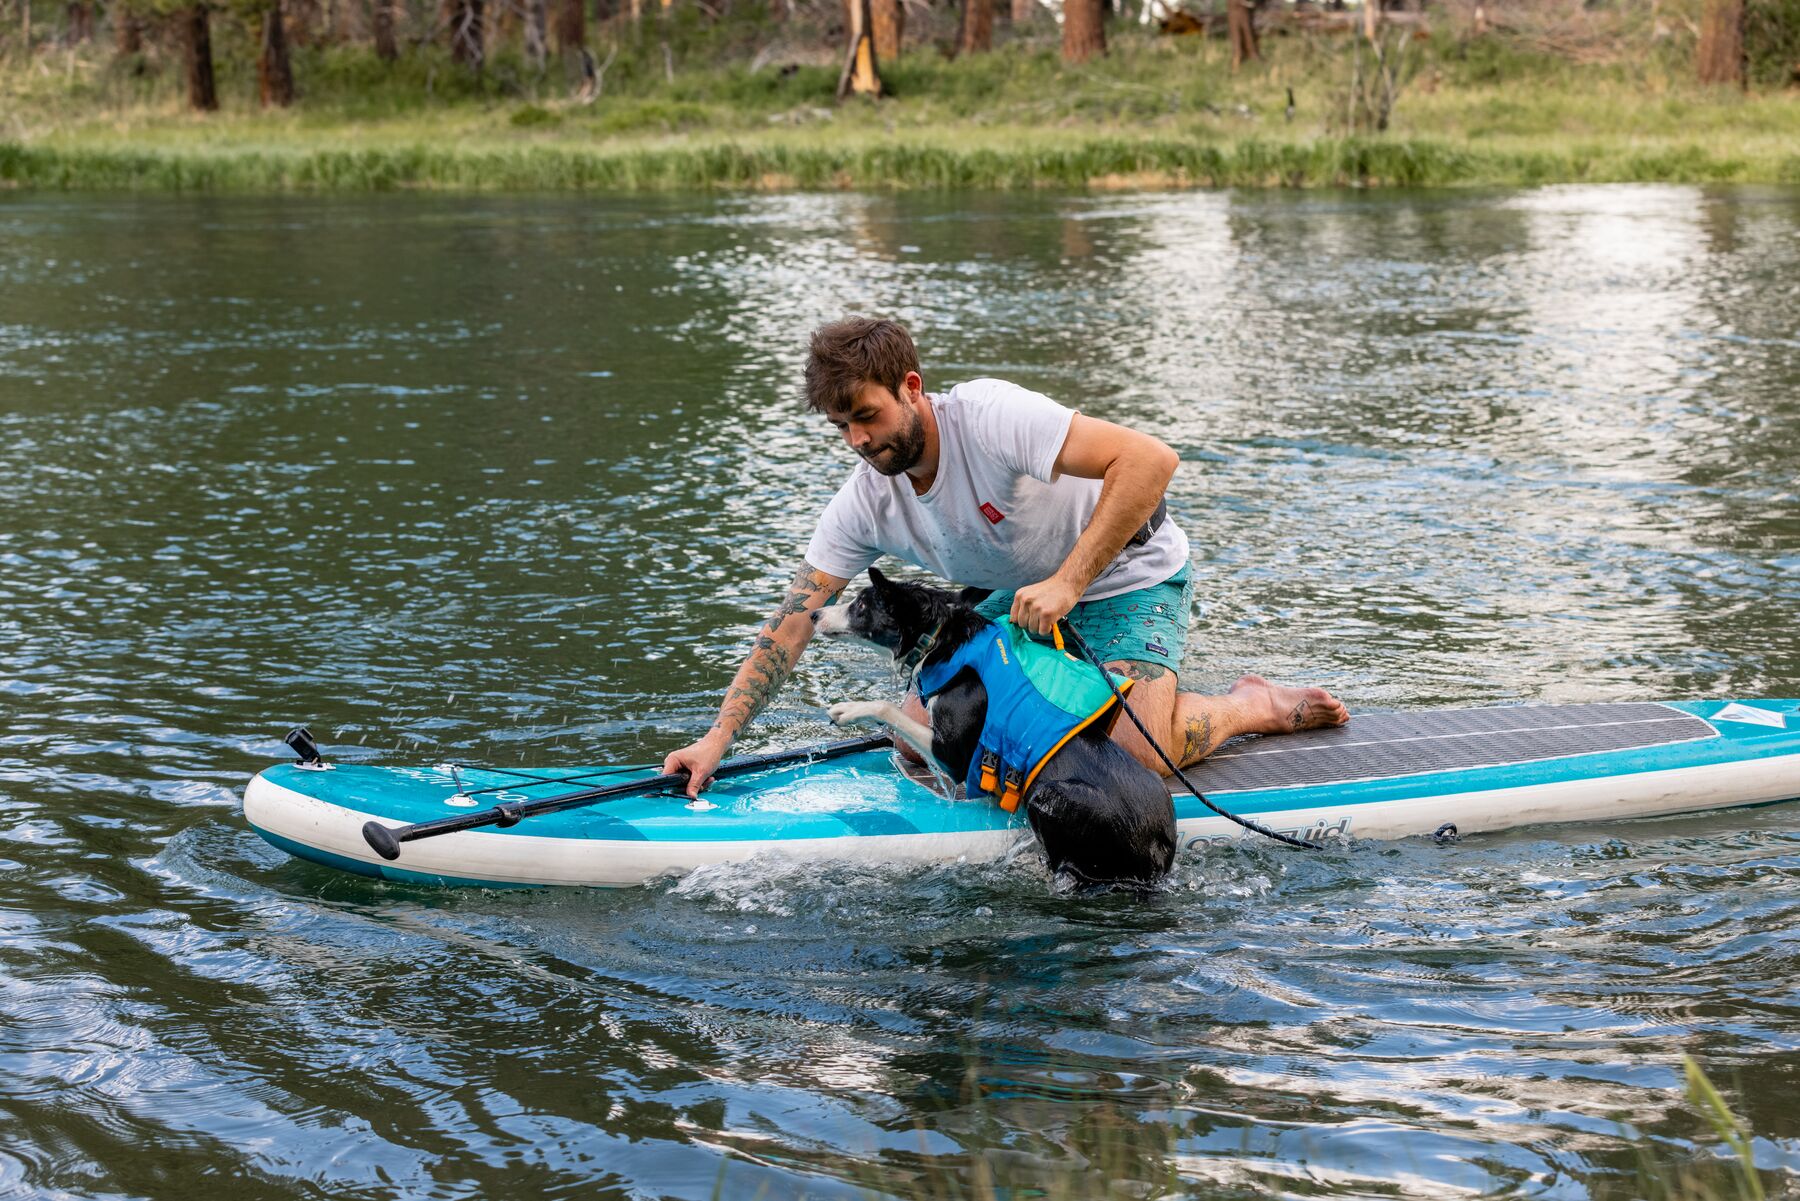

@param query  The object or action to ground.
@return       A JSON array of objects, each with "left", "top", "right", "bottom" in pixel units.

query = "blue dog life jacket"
[{"left": 915, "top": 618, "right": 1135, "bottom": 811}]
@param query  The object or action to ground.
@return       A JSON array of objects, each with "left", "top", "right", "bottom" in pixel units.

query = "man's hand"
[
  {"left": 661, "top": 730, "right": 730, "bottom": 800},
  {"left": 1010, "top": 573, "right": 1084, "bottom": 636}
]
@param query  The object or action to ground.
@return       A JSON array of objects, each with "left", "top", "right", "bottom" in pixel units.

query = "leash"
[{"left": 1053, "top": 619, "right": 1323, "bottom": 852}]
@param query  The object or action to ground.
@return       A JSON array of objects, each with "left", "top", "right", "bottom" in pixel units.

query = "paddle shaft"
[{"left": 360, "top": 733, "right": 893, "bottom": 861}]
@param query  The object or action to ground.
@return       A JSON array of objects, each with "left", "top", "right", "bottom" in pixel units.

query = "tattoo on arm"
[{"left": 713, "top": 562, "right": 845, "bottom": 739}]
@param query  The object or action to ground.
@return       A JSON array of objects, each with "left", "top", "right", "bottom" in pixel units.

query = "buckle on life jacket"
[
  {"left": 978, "top": 751, "right": 1000, "bottom": 795},
  {"left": 999, "top": 768, "right": 1024, "bottom": 813}
]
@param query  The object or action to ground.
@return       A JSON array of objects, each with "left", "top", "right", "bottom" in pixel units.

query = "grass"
[{"left": 2, "top": 13, "right": 1798, "bottom": 191}]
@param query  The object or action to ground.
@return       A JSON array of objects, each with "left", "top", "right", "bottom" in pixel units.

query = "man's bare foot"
[{"left": 1230, "top": 674, "right": 1350, "bottom": 735}]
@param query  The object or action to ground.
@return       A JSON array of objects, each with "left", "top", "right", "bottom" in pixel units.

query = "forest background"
[{"left": 1, "top": 0, "right": 1797, "bottom": 190}]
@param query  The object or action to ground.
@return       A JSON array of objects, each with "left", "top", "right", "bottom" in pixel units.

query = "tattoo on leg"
[
  {"left": 1112, "top": 660, "right": 1168, "bottom": 683},
  {"left": 1180, "top": 713, "right": 1214, "bottom": 767},
  {"left": 1287, "top": 700, "right": 1308, "bottom": 731}
]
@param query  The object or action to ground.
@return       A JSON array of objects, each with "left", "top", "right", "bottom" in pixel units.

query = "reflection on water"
[{"left": 1, "top": 186, "right": 1797, "bottom": 1198}]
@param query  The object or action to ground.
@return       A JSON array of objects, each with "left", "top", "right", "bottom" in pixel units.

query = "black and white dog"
[{"left": 813, "top": 568, "right": 1177, "bottom": 888}]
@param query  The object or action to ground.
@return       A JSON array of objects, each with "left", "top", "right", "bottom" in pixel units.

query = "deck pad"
[{"left": 1176, "top": 702, "right": 1717, "bottom": 795}]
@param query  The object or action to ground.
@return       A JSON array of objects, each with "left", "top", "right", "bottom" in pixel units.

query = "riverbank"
[{"left": 5, "top": 31, "right": 1798, "bottom": 190}]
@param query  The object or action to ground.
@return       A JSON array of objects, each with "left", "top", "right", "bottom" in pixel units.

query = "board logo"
[
  {"left": 1712, "top": 702, "right": 1786, "bottom": 729},
  {"left": 1187, "top": 817, "right": 1350, "bottom": 851},
  {"left": 979, "top": 501, "right": 1005, "bottom": 525}
]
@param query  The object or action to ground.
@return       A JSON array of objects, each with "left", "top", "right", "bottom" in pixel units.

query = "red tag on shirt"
[{"left": 979, "top": 502, "right": 1005, "bottom": 525}]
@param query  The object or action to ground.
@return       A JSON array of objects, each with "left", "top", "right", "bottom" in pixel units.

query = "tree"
[
  {"left": 1697, "top": 0, "right": 1746, "bottom": 86},
  {"left": 177, "top": 5, "right": 218, "bottom": 109},
  {"left": 445, "top": 0, "right": 483, "bottom": 66},
  {"left": 114, "top": 2, "right": 143, "bottom": 53},
  {"left": 956, "top": 0, "right": 990, "bottom": 55},
  {"left": 552, "top": 0, "right": 583, "bottom": 53},
  {"left": 523, "top": 0, "right": 547, "bottom": 69},
  {"left": 66, "top": 1, "right": 96, "bottom": 41},
  {"left": 1227, "top": 0, "right": 1258, "bottom": 67},
  {"left": 371, "top": 0, "right": 398, "bottom": 59},
  {"left": 1010, "top": 0, "right": 1031, "bottom": 23},
  {"left": 837, "top": 0, "right": 882, "bottom": 97},
  {"left": 870, "top": 0, "right": 901, "bottom": 63},
  {"left": 1061, "top": 0, "right": 1103, "bottom": 63},
  {"left": 258, "top": 0, "right": 295, "bottom": 105}
]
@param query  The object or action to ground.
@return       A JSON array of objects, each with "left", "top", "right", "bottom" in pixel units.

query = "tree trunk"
[
  {"left": 836, "top": 0, "right": 881, "bottom": 97},
  {"left": 553, "top": 0, "right": 583, "bottom": 51},
  {"left": 66, "top": 1, "right": 94, "bottom": 41},
  {"left": 1362, "top": 0, "right": 1378, "bottom": 41},
  {"left": 1010, "top": 0, "right": 1031, "bottom": 23},
  {"left": 286, "top": 0, "right": 318, "bottom": 43},
  {"left": 1227, "top": 0, "right": 1257, "bottom": 67},
  {"left": 870, "top": 0, "right": 901, "bottom": 62},
  {"left": 447, "top": 0, "right": 482, "bottom": 67},
  {"left": 372, "top": 0, "right": 397, "bottom": 59},
  {"left": 955, "top": 0, "right": 989, "bottom": 55},
  {"left": 19, "top": 0, "right": 30, "bottom": 54},
  {"left": 1696, "top": 0, "right": 1746, "bottom": 87},
  {"left": 180, "top": 5, "right": 218, "bottom": 110},
  {"left": 329, "top": 0, "right": 361, "bottom": 42},
  {"left": 259, "top": 2, "right": 295, "bottom": 106},
  {"left": 524, "top": 0, "right": 547, "bottom": 68},
  {"left": 113, "top": 2, "right": 141, "bottom": 52},
  {"left": 1060, "top": 0, "right": 1103, "bottom": 63}
]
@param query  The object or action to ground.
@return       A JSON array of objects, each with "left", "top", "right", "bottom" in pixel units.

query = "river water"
[{"left": 1, "top": 186, "right": 1797, "bottom": 1199}]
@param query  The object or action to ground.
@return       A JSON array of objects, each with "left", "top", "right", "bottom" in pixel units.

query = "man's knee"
[{"left": 1103, "top": 661, "right": 1181, "bottom": 772}]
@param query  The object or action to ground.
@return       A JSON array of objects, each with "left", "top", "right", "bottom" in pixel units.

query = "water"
[{"left": 1, "top": 185, "right": 1797, "bottom": 1199}]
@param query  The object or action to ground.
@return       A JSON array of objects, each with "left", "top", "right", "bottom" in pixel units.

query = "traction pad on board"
[{"left": 1166, "top": 703, "right": 1716, "bottom": 796}]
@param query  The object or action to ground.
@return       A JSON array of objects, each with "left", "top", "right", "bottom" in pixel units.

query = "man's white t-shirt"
[{"left": 804, "top": 378, "right": 1189, "bottom": 601}]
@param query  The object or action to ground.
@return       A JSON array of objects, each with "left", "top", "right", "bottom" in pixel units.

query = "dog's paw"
[{"left": 828, "top": 701, "right": 884, "bottom": 727}]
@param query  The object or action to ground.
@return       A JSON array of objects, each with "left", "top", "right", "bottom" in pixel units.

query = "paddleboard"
[{"left": 243, "top": 699, "right": 1800, "bottom": 888}]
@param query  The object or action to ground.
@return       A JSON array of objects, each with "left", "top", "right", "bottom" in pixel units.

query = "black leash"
[{"left": 1055, "top": 619, "right": 1323, "bottom": 852}]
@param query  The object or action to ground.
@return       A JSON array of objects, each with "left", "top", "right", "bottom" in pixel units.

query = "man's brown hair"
[{"left": 803, "top": 317, "right": 920, "bottom": 415}]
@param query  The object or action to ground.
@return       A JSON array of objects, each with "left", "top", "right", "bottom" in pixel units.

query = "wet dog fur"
[{"left": 813, "top": 567, "right": 1177, "bottom": 888}]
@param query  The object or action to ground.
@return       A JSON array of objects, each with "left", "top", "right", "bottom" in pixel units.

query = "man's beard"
[{"left": 859, "top": 407, "right": 926, "bottom": 477}]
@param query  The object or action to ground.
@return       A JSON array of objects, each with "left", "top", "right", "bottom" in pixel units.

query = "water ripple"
[{"left": 0, "top": 189, "right": 1797, "bottom": 1198}]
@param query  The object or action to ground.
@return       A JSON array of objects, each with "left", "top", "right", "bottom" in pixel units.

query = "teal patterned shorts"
[{"left": 974, "top": 569, "right": 1194, "bottom": 678}]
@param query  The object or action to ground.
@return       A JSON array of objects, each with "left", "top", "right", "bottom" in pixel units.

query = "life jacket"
[{"left": 916, "top": 618, "right": 1134, "bottom": 813}]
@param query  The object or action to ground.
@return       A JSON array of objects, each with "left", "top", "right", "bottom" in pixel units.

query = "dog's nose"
[{"left": 809, "top": 609, "right": 822, "bottom": 623}]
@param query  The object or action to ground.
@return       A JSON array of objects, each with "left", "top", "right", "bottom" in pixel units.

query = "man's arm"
[
  {"left": 661, "top": 560, "right": 850, "bottom": 797},
  {"left": 1009, "top": 413, "right": 1179, "bottom": 635}
]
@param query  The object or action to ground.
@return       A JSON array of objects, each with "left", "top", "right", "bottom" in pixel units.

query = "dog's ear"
[
  {"left": 867, "top": 565, "right": 890, "bottom": 589},
  {"left": 957, "top": 585, "right": 994, "bottom": 606}
]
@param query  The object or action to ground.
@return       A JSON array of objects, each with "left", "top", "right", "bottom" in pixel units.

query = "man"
[{"left": 663, "top": 317, "right": 1347, "bottom": 798}]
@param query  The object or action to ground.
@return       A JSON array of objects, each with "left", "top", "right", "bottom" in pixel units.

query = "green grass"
[{"left": 3, "top": 19, "right": 1798, "bottom": 191}]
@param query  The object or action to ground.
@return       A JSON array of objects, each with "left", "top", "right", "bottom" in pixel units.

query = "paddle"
[{"left": 360, "top": 733, "right": 894, "bottom": 861}]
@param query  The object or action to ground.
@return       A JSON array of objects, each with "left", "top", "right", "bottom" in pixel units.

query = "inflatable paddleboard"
[{"left": 243, "top": 700, "right": 1800, "bottom": 888}]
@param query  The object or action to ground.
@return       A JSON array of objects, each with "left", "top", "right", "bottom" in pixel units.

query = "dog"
[{"left": 812, "top": 567, "right": 1177, "bottom": 888}]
